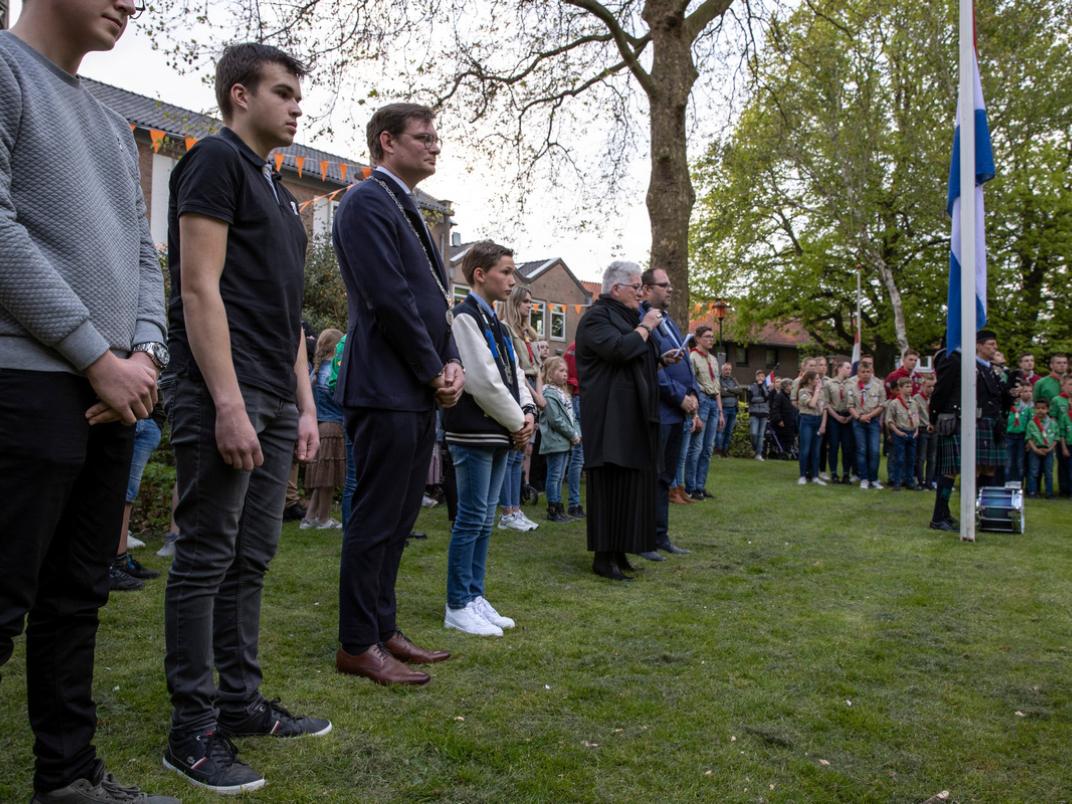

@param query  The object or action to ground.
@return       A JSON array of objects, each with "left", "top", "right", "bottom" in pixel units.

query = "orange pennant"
[
  {"left": 320, "top": 160, "right": 329, "bottom": 181},
  {"left": 129, "top": 123, "right": 136, "bottom": 132},
  {"left": 574, "top": 304, "right": 583, "bottom": 313},
  {"left": 184, "top": 136, "right": 199, "bottom": 152},
  {"left": 295, "top": 156, "right": 305, "bottom": 178},
  {"left": 148, "top": 129, "right": 166, "bottom": 153},
  {"left": 339, "top": 163, "right": 349, "bottom": 181},
  {"left": 361, "top": 166, "right": 372, "bottom": 179},
  {"left": 274, "top": 153, "right": 285, "bottom": 172}
]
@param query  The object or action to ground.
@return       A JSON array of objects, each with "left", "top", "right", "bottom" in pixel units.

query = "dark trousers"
[
  {"left": 340, "top": 408, "right": 434, "bottom": 649},
  {"left": 654, "top": 420, "right": 684, "bottom": 548},
  {"left": 0, "top": 370, "right": 134, "bottom": 791},
  {"left": 164, "top": 380, "right": 298, "bottom": 736},
  {"left": 917, "top": 429, "right": 938, "bottom": 487},
  {"left": 1058, "top": 448, "right": 1071, "bottom": 497},
  {"left": 827, "top": 417, "right": 854, "bottom": 477}
]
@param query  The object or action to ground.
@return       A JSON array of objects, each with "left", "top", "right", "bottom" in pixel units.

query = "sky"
[{"left": 8, "top": 0, "right": 661, "bottom": 283}]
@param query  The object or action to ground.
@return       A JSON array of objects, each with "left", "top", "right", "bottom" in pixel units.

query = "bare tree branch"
[{"left": 563, "top": 0, "right": 656, "bottom": 93}]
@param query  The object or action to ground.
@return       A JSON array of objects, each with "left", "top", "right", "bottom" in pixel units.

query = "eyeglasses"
[
  {"left": 123, "top": 2, "right": 146, "bottom": 19},
  {"left": 405, "top": 132, "right": 441, "bottom": 149},
  {"left": 616, "top": 283, "right": 642, "bottom": 292}
]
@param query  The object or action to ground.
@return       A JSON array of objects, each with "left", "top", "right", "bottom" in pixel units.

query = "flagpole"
[{"left": 958, "top": 0, "right": 977, "bottom": 542}]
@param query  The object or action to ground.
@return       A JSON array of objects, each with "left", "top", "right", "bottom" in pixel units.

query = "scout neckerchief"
[
  {"left": 372, "top": 176, "right": 453, "bottom": 326},
  {"left": 1033, "top": 414, "right": 1053, "bottom": 447},
  {"left": 897, "top": 394, "right": 917, "bottom": 428}
]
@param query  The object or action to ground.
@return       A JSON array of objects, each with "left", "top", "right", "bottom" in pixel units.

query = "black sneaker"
[
  {"left": 164, "top": 729, "right": 265, "bottom": 794},
  {"left": 282, "top": 503, "right": 307, "bottom": 521},
  {"left": 219, "top": 697, "right": 332, "bottom": 739},
  {"left": 568, "top": 505, "right": 586, "bottom": 518},
  {"left": 108, "top": 562, "right": 144, "bottom": 592},
  {"left": 120, "top": 553, "right": 160, "bottom": 580},
  {"left": 33, "top": 759, "right": 179, "bottom": 803}
]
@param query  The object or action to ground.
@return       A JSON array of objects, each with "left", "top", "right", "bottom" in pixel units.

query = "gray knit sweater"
[{"left": 0, "top": 32, "right": 165, "bottom": 374}]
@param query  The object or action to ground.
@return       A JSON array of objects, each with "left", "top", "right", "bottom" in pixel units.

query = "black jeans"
[
  {"left": 0, "top": 369, "right": 133, "bottom": 791},
  {"left": 654, "top": 420, "right": 684, "bottom": 548},
  {"left": 339, "top": 408, "right": 434, "bottom": 649},
  {"left": 164, "top": 379, "right": 298, "bottom": 736}
]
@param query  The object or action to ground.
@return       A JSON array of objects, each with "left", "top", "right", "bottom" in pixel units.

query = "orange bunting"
[
  {"left": 339, "top": 163, "right": 349, "bottom": 181},
  {"left": 320, "top": 160, "right": 329, "bottom": 181},
  {"left": 148, "top": 129, "right": 166, "bottom": 153},
  {"left": 361, "top": 166, "right": 372, "bottom": 179},
  {"left": 184, "top": 136, "right": 198, "bottom": 152},
  {"left": 574, "top": 304, "right": 584, "bottom": 313},
  {"left": 295, "top": 156, "right": 305, "bottom": 178},
  {"left": 129, "top": 123, "right": 136, "bottom": 132},
  {"left": 274, "top": 153, "right": 285, "bottom": 172}
]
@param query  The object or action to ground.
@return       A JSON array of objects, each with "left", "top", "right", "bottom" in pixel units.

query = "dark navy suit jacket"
[
  {"left": 333, "top": 170, "right": 458, "bottom": 412},
  {"left": 641, "top": 302, "right": 700, "bottom": 424}
]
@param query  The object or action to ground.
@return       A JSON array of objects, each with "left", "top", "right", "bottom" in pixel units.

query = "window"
[
  {"left": 453, "top": 283, "right": 469, "bottom": 305},
  {"left": 734, "top": 345, "right": 750, "bottom": 367},
  {"left": 529, "top": 301, "right": 546, "bottom": 338},
  {"left": 765, "top": 347, "right": 778, "bottom": 369},
  {"left": 312, "top": 198, "right": 339, "bottom": 239},
  {"left": 550, "top": 305, "right": 566, "bottom": 341}
]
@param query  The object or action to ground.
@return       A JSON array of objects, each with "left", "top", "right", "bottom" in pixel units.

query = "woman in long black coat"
[{"left": 575, "top": 261, "right": 663, "bottom": 580}]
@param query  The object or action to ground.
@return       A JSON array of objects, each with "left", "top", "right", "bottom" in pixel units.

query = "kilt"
[{"left": 937, "top": 417, "right": 1004, "bottom": 476}]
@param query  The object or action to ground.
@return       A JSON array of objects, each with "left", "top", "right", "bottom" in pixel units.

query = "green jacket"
[
  {"left": 328, "top": 334, "right": 347, "bottom": 392},
  {"left": 1026, "top": 415, "right": 1058, "bottom": 450},
  {"left": 1006, "top": 402, "right": 1033, "bottom": 435},
  {"left": 539, "top": 386, "right": 579, "bottom": 454}
]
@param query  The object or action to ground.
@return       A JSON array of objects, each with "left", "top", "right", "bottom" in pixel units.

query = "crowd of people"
[{"left": 2, "top": 3, "right": 1070, "bottom": 803}]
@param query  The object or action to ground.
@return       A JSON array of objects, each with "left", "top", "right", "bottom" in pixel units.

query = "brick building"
[
  {"left": 80, "top": 78, "right": 454, "bottom": 257},
  {"left": 687, "top": 312, "right": 811, "bottom": 383},
  {"left": 449, "top": 245, "right": 593, "bottom": 351}
]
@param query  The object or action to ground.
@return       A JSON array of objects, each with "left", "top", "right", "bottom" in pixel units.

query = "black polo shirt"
[{"left": 166, "top": 127, "right": 307, "bottom": 401}]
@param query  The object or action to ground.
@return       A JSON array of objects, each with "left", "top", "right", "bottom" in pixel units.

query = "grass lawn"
[{"left": 2, "top": 456, "right": 1071, "bottom": 802}]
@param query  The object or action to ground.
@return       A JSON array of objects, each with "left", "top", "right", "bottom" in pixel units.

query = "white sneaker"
[
  {"left": 871, "top": 481, "right": 884, "bottom": 490},
  {"left": 859, "top": 480, "right": 870, "bottom": 490},
  {"left": 851, "top": 474, "right": 861, "bottom": 483},
  {"left": 474, "top": 596, "right": 515, "bottom": 629},
  {"left": 812, "top": 477, "right": 828, "bottom": 486},
  {"left": 500, "top": 513, "right": 530, "bottom": 532},
  {"left": 126, "top": 533, "right": 146, "bottom": 549},
  {"left": 316, "top": 518, "right": 342, "bottom": 530},
  {"left": 444, "top": 602, "right": 503, "bottom": 636},
  {"left": 818, "top": 472, "right": 831, "bottom": 482},
  {"left": 421, "top": 494, "right": 438, "bottom": 508},
  {"left": 156, "top": 532, "right": 178, "bottom": 558},
  {"left": 797, "top": 477, "right": 808, "bottom": 485},
  {"left": 299, "top": 519, "right": 320, "bottom": 530},
  {"left": 517, "top": 512, "right": 539, "bottom": 531}
]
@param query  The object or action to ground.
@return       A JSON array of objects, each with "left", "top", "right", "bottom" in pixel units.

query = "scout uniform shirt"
[
  {"left": 1006, "top": 401, "right": 1033, "bottom": 436},
  {"left": 885, "top": 395, "right": 919, "bottom": 436},
  {"left": 824, "top": 376, "right": 853, "bottom": 416},
  {"left": 797, "top": 384, "right": 826, "bottom": 415},
  {"left": 847, "top": 377, "right": 885, "bottom": 416},
  {"left": 691, "top": 349, "right": 721, "bottom": 398},
  {"left": 912, "top": 391, "right": 933, "bottom": 430},
  {"left": 1026, "top": 414, "right": 1058, "bottom": 451}
]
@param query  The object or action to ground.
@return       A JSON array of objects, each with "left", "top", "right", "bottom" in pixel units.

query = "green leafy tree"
[
  {"left": 690, "top": 0, "right": 1072, "bottom": 364},
  {"left": 302, "top": 236, "right": 348, "bottom": 333}
]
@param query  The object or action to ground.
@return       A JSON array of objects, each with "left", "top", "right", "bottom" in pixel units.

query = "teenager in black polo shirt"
[{"left": 162, "top": 43, "right": 329, "bottom": 795}]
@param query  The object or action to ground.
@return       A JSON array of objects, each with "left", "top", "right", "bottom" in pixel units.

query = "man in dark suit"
[{"left": 332, "top": 103, "right": 464, "bottom": 685}]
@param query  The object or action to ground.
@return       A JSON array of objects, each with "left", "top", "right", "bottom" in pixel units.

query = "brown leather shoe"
[
  {"left": 385, "top": 631, "right": 451, "bottom": 664},
  {"left": 670, "top": 487, "right": 695, "bottom": 505},
  {"left": 335, "top": 645, "right": 430, "bottom": 685}
]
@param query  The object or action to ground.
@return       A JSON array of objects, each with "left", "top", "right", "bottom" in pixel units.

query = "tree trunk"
[
  {"left": 872, "top": 256, "right": 909, "bottom": 356},
  {"left": 644, "top": 2, "right": 697, "bottom": 325}
]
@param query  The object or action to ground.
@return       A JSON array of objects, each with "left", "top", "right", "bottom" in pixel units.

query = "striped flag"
[
  {"left": 946, "top": 36, "right": 995, "bottom": 352},
  {"left": 850, "top": 316, "right": 861, "bottom": 374}
]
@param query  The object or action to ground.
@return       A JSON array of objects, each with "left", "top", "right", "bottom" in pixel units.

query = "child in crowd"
[
  {"left": 796, "top": 370, "right": 827, "bottom": 485},
  {"left": 1005, "top": 384, "right": 1034, "bottom": 486},
  {"left": 746, "top": 369, "right": 771, "bottom": 460},
  {"left": 824, "top": 360, "right": 855, "bottom": 483},
  {"left": 302, "top": 328, "right": 347, "bottom": 530},
  {"left": 539, "top": 357, "right": 581, "bottom": 522},
  {"left": 1051, "top": 376, "right": 1072, "bottom": 498},
  {"left": 913, "top": 375, "right": 937, "bottom": 490},
  {"left": 848, "top": 362, "right": 886, "bottom": 489},
  {"left": 885, "top": 378, "right": 919, "bottom": 490},
  {"left": 1026, "top": 398, "right": 1057, "bottom": 498}
]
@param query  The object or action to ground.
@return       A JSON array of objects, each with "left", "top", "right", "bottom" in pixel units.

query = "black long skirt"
[{"left": 586, "top": 464, "right": 657, "bottom": 553}]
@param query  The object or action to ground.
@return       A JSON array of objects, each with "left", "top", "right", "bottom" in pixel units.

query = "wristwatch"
[{"left": 132, "top": 341, "right": 170, "bottom": 370}]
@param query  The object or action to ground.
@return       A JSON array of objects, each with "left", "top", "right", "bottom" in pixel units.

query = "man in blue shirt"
[{"left": 638, "top": 268, "right": 696, "bottom": 560}]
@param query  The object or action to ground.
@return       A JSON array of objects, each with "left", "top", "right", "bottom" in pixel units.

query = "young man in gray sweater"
[{"left": 0, "top": 2, "right": 173, "bottom": 803}]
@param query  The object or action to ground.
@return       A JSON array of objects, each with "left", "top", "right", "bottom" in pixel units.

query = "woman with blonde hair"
[
  {"left": 302, "top": 327, "right": 347, "bottom": 529},
  {"left": 498, "top": 286, "right": 542, "bottom": 531}
]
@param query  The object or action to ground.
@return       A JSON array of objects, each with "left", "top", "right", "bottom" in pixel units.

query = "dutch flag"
[{"left": 945, "top": 36, "right": 995, "bottom": 353}]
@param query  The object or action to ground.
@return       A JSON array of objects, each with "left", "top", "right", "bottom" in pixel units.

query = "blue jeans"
[
  {"left": 686, "top": 395, "right": 720, "bottom": 493},
  {"left": 675, "top": 418, "right": 693, "bottom": 487},
  {"left": 498, "top": 448, "right": 524, "bottom": 508},
  {"left": 828, "top": 418, "right": 854, "bottom": 478},
  {"left": 125, "top": 418, "right": 162, "bottom": 503},
  {"left": 798, "top": 413, "right": 821, "bottom": 479},
  {"left": 717, "top": 406, "right": 738, "bottom": 453},
  {"left": 1027, "top": 450, "right": 1054, "bottom": 496},
  {"left": 446, "top": 445, "right": 508, "bottom": 609},
  {"left": 852, "top": 419, "right": 881, "bottom": 482},
  {"left": 341, "top": 432, "right": 356, "bottom": 528},
  {"left": 1005, "top": 433, "right": 1025, "bottom": 484},
  {"left": 749, "top": 415, "right": 768, "bottom": 456},
  {"left": 889, "top": 433, "right": 917, "bottom": 488},
  {"left": 566, "top": 397, "right": 583, "bottom": 507},
  {"left": 544, "top": 451, "right": 569, "bottom": 505}
]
